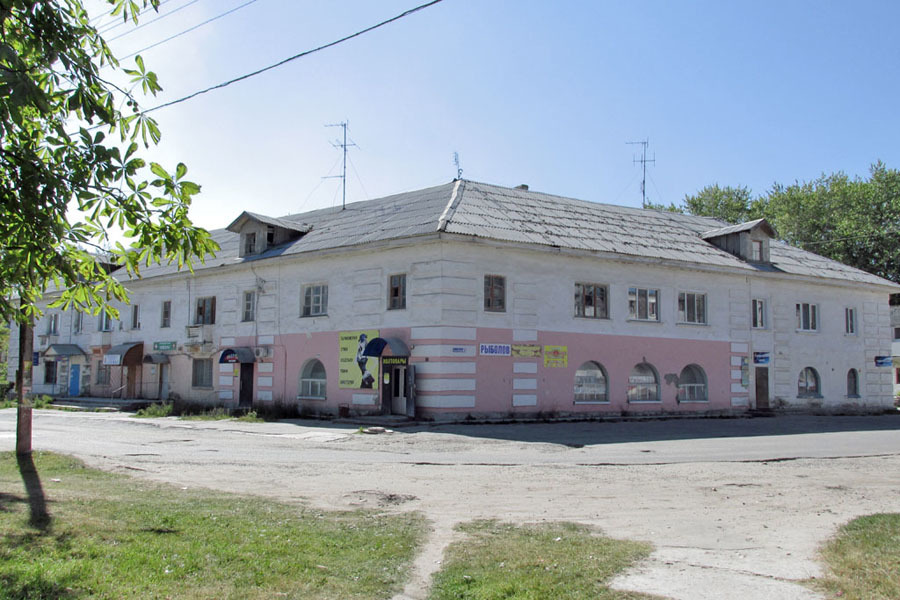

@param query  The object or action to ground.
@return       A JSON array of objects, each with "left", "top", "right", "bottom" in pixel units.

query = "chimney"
[{"left": 515, "top": 184, "right": 529, "bottom": 191}]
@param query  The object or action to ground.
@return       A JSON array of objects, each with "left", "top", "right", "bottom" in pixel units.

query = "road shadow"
[{"left": 17, "top": 452, "right": 51, "bottom": 529}]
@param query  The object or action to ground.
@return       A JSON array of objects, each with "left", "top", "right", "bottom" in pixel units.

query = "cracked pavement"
[{"left": 2, "top": 410, "right": 899, "bottom": 599}]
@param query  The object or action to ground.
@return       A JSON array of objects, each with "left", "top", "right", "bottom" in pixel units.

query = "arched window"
[
  {"left": 846, "top": 368, "right": 859, "bottom": 397},
  {"left": 627, "top": 362, "right": 659, "bottom": 402},
  {"left": 798, "top": 367, "right": 820, "bottom": 398},
  {"left": 677, "top": 364, "right": 707, "bottom": 402},
  {"left": 299, "top": 359, "right": 327, "bottom": 399},
  {"left": 574, "top": 361, "right": 608, "bottom": 403}
]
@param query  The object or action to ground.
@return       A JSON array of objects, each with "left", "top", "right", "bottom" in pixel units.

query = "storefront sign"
[
  {"left": 102, "top": 354, "right": 122, "bottom": 366},
  {"left": 154, "top": 341, "right": 177, "bottom": 351},
  {"left": 874, "top": 355, "right": 892, "bottom": 367},
  {"left": 221, "top": 352, "right": 240, "bottom": 363},
  {"left": 543, "top": 345, "right": 568, "bottom": 368},
  {"left": 753, "top": 352, "right": 770, "bottom": 365},
  {"left": 382, "top": 356, "right": 408, "bottom": 366},
  {"left": 479, "top": 343, "right": 511, "bottom": 356},
  {"left": 512, "top": 344, "right": 542, "bottom": 358},
  {"left": 339, "top": 330, "right": 380, "bottom": 389},
  {"left": 32, "top": 352, "right": 39, "bottom": 366}
]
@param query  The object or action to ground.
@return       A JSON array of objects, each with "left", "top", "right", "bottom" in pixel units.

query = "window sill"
[
  {"left": 676, "top": 321, "right": 708, "bottom": 326},
  {"left": 387, "top": 307, "right": 407, "bottom": 311},
  {"left": 797, "top": 394, "right": 823, "bottom": 399},
  {"left": 192, "top": 385, "right": 213, "bottom": 390},
  {"left": 574, "top": 400, "right": 610, "bottom": 405},
  {"left": 627, "top": 399, "right": 662, "bottom": 403},
  {"left": 846, "top": 394, "right": 861, "bottom": 399},
  {"left": 297, "top": 396, "right": 326, "bottom": 401},
  {"left": 794, "top": 329, "right": 819, "bottom": 334},
  {"left": 626, "top": 319, "right": 661, "bottom": 324},
  {"left": 300, "top": 314, "right": 328, "bottom": 318},
  {"left": 677, "top": 399, "right": 709, "bottom": 403},
  {"left": 574, "top": 316, "right": 610, "bottom": 321}
]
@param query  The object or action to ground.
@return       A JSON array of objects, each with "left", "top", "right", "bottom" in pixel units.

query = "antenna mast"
[
  {"left": 627, "top": 139, "right": 655, "bottom": 208},
  {"left": 325, "top": 121, "right": 357, "bottom": 210},
  {"left": 453, "top": 152, "right": 463, "bottom": 179}
]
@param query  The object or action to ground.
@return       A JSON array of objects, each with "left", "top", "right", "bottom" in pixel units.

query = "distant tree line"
[{"left": 649, "top": 161, "right": 900, "bottom": 285}]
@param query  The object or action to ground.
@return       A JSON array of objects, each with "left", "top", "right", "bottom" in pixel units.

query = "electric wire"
[
  {"left": 95, "top": 0, "right": 176, "bottom": 34},
  {"left": 141, "top": 0, "right": 445, "bottom": 114},
  {"left": 106, "top": 0, "right": 203, "bottom": 42},
  {"left": 119, "top": 0, "right": 260, "bottom": 60},
  {"left": 347, "top": 151, "right": 370, "bottom": 201}
]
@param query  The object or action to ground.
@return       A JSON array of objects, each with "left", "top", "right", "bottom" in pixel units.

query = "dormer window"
[
  {"left": 267, "top": 226, "right": 276, "bottom": 247},
  {"left": 701, "top": 218, "right": 776, "bottom": 264},
  {"left": 751, "top": 240, "right": 763, "bottom": 262},
  {"left": 243, "top": 232, "right": 257, "bottom": 255}
]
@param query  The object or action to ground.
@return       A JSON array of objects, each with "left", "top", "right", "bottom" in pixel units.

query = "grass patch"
[
  {"left": 429, "top": 520, "right": 656, "bottom": 599},
  {"left": 134, "top": 402, "right": 174, "bottom": 418},
  {"left": 0, "top": 451, "right": 425, "bottom": 599},
  {"left": 0, "top": 396, "right": 52, "bottom": 410},
  {"left": 812, "top": 513, "right": 900, "bottom": 600}
]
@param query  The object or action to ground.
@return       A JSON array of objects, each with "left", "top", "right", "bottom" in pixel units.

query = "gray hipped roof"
[{"left": 135, "top": 180, "right": 897, "bottom": 288}]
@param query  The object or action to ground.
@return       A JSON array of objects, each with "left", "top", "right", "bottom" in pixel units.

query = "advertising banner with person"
[{"left": 339, "top": 330, "right": 380, "bottom": 389}]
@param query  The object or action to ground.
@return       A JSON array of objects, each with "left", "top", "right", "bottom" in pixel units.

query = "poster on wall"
[
  {"left": 543, "top": 345, "right": 568, "bottom": 368},
  {"left": 511, "top": 344, "right": 542, "bottom": 358},
  {"left": 339, "top": 330, "right": 380, "bottom": 389}
]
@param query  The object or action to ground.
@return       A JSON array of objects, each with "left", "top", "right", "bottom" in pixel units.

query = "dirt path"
[{"left": 3, "top": 411, "right": 900, "bottom": 599}]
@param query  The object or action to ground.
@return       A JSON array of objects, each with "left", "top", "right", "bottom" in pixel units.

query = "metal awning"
[
  {"left": 44, "top": 344, "right": 86, "bottom": 358},
  {"left": 219, "top": 347, "right": 256, "bottom": 364},
  {"left": 362, "top": 337, "right": 410, "bottom": 357},
  {"left": 143, "top": 354, "right": 170, "bottom": 364},
  {"left": 103, "top": 342, "right": 143, "bottom": 366}
]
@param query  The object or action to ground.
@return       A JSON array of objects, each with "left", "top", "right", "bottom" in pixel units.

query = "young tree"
[
  {"left": 1, "top": 1, "right": 218, "bottom": 452},
  {"left": 682, "top": 184, "right": 755, "bottom": 224}
]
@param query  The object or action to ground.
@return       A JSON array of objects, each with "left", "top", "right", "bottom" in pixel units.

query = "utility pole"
[
  {"left": 627, "top": 139, "right": 655, "bottom": 208},
  {"left": 325, "top": 121, "right": 357, "bottom": 210}
]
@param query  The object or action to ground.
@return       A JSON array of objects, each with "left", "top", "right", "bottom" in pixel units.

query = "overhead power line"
[
  {"left": 106, "top": 0, "right": 203, "bottom": 42},
  {"left": 143, "top": 0, "right": 445, "bottom": 114},
  {"left": 120, "top": 0, "right": 260, "bottom": 60}
]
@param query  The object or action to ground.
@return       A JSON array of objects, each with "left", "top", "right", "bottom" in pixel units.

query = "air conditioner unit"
[
  {"left": 253, "top": 346, "right": 271, "bottom": 359},
  {"left": 186, "top": 325, "right": 201, "bottom": 338}
]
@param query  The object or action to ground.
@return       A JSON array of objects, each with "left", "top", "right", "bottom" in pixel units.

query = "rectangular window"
[
  {"left": 73, "top": 311, "right": 83, "bottom": 334},
  {"left": 266, "top": 226, "right": 275, "bottom": 246},
  {"left": 677, "top": 292, "right": 707, "bottom": 324},
  {"left": 628, "top": 287, "right": 659, "bottom": 321},
  {"left": 43, "top": 360, "right": 57, "bottom": 385},
  {"left": 388, "top": 274, "right": 406, "bottom": 310},
  {"left": 484, "top": 275, "right": 506, "bottom": 312},
  {"left": 301, "top": 284, "right": 328, "bottom": 317},
  {"left": 161, "top": 300, "right": 171, "bottom": 328},
  {"left": 96, "top": 363, "right": 110, "bottom": 385},
  {"left": 131, "top": 304, "right": 141, "bottom": 329},
  {"left": 844, "top": 307, "right": 856, "bottom": 335},
  {"left": 574, "top": 283, "right": 609, "bottom": 319},
  {"left": 751, "top": 298, "right": 766, "bottom": 329},
  {"left": 242, "top": 291, "right": 256, "bottom": 322},
  {"left": 243, "top": 232, "right": 256, "bottom": 255},
  {"left": 195, "top": 296, "right": 216, "bottom": 325},
  {"left": 796, "top": 302, "right": 818, "bottom": 331},
  {"left": 191, "top": 358, "right": 213, "bottom": 388},
  {"left": 98, "top": 310, "right": 113, "bottom": 332},
  {"left": 895, "top": 327, "right": 900, "bottom": 341},
  {"left": 47, "top": 313, "right": 59, "bottom": 335},
  {"left": 751, "top": 240, "right": 763, "bottom": 262}
]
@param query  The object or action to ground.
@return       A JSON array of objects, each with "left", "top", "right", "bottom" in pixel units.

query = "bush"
[{"left": 135, "top": 402, "right": 174, "bottom": 418}]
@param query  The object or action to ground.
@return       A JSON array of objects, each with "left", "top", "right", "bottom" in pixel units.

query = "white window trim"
[
  {"left": 301, "top": 283, "right": 328, "bottom": 317},
  {"left": 676, "top": 290, "right": 708, "bottom": 325},
  {"left": 844, "top": 307, "right": 857, "bottom": 336},
  {"left": 242, "top": 290, "right": 256, "bottom": 322},
  {"left": 627, "top": 286, "right": 661, "bottom": 323},
  {"left": 574, "top": 282, "right": 610, "bottom": 320},
  {"left": 751, "top": 298, "right": 767, "bottom": 330},
  {"left": 795, "top": 302, "right": 819, "bottom": 332}
]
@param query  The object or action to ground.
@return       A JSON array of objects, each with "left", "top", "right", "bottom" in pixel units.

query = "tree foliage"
[
  {"left": 677, "top": 163, "right": 900, "bottom": 283},
  {"left": 0, "top": 0, "right": 218, "bottom": 324}
]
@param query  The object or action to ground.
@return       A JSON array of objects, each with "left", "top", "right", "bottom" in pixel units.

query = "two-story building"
[{"left": 9, "top": 180, "right": 898, "bottom": 418}]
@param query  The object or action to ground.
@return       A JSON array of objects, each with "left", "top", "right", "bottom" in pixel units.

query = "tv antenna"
[
  {"left": 627, "top": 138, "right": 655, "bottom": 208},
  {"left": 452, "top": 152, "right": 464, "bottom": 180},
  {"left": 324, "top": 121, "right": 357, "bottom": 210}
]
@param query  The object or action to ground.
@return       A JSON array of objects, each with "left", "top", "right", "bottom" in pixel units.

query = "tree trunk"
[{"left": 16, "top": 320, "right": 33, "bottom": 455}]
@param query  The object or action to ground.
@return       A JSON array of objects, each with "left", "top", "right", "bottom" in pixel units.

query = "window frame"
[
  {"left": 483, "top": 274, "right": 506, "bottom": 312},
  {"left": 677, "top": 291, "right": 708, "bottom": 325},
  {"left": 95, "top": 363, "right": 110, "bottom": 385},
  {"left": 388, "top": 273, "right": 407, "bottom": 311},
  {"left": 73, "top": 311, "right": 83, "bottom": 334},
  {"left": 627, "top": 362, "right": 660, "bottom": 402},
  {"left": 98, "top": 309, "right": 113, "bottom": 332},
  {"left": 131, "top": 304, "right": 141, "bottom": 330},
  {"left": 298, "top": 359, "right": 327, "bottom": 400},
  {"left": 301, "top": 283, "right": 328, "bottom": 317},
  {"left": 844, "top": 307, "right": 857, "bottom": 335},
  {"left": 574, "top": 361, "right": 609, "bottom": 403},
  {"left": 574, "top": 283, "right": 609, "bottom": 320},
  {"left": 243, "top": 232, "right": 257, "bottom": 255},
  {"left": 161, "top": 300, "right": 171, "bottom": 328},
  {"left": 195, "top": 296, "right": 216, "bottom": 325},
  {"left": 191, "top": 358, "right": 214, "bottom": 388},
  {"left": 242, "top": 290, "right": 256, "bottom": 322},
  {"left": 47, "top": 313, "right": 59, "bottom": 335},
  {"left": 677, "top": 364, "right": 708, "bottom": 402},
  {"left": 627, "top": 287, "right": 660, "bottom": 322},
  {"left": 795, "top": 302, "right": 818, "bottom": 332},
  {"left": 43, "top": 360, "right": 57, "bottom": 385},
  {"left": 751, "top": 239, "right": 764, "bottom": 262},
  {"left": 797, "top": 366, "right": 821, "bottom": 398},
  {"left": 751, "top": 298, "right": 766, "bottom": 329},
  {"left": 846, "top": 368, "right": 860, "bottom": 398}
]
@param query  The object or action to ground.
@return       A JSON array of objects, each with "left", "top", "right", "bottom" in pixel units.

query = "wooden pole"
[{"left": 16, "top": 320, "right": 33, "bottom": 455}]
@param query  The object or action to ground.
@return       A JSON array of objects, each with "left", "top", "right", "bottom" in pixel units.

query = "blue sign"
[
  {"left": 753, "top": 352, "right": 770, "bottom": 365},
  {"left": 479, "top": 343, "right": 511, "bottom": 356},
  {"left": 874, "top": 356, "right": 892, "bottom": 367},
  {"left": 32, "top": 352, "right": 39, "bottom": 366}
]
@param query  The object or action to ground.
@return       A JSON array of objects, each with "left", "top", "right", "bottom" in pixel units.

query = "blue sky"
[{"left": 97, "top": 0, "right": 900, "bottom": 229}]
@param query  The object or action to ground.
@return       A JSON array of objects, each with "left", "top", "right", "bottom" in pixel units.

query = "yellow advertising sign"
[
  {"left": 339, "top": 330, "right": 380, "bottom": 389},
  {"left": 543, "top": 345, "right": 568, "bottom": 368},
  {"left": 511, "top": 344, "right": 542, "bottom": 358}
]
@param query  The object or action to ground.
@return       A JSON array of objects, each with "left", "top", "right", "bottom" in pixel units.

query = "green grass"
[
  {"left": 0, "top": 451, "right": 425, "bottom": 599},
  {"left": 428, "top": 520, "right": 656, "bottom": 599},
  {"left": 0, "top": 396, "right": 52, "bottom": 410},
  {"left": 134, "top": 405, "right": 264, "bottom": 422},
  {"left": 134, "top": 402, "right": 174, "bottom": 418},
  {"left": 812, "top": 513, "right": 900, "bottom": 600}
]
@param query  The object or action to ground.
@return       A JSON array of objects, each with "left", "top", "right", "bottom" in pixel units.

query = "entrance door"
[
  {"left": 755, "top": 367, "right": 770, "bottom": 410},
  {"left": 391, "top": 366, "right": 407, "bottom": 414},
  {"left": 69, "top": 364, "right": 81, "bottom": 397},
  {"left": 126, "top": 366, "right": 140, "bottom": 398},
  {"left": 238, "top": 363, "right": 254, "bottom": 408},
  {"left": 158, "top": 364, "right": 170, "bottom": 400}
]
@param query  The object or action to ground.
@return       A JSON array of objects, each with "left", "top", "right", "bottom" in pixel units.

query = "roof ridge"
[{"left": 437, "top": 179, "right": 465, "bottom": 232}]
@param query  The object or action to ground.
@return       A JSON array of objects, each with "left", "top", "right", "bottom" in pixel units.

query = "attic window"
[
  {"left": 751, "top": 240, "right": 763, "bottom": 262},
  {"left": 243, "top": 232, "right": 257, "bottom": 255},
  {"left": 267, "top": 226, "right": 275, "bottom": 246}
]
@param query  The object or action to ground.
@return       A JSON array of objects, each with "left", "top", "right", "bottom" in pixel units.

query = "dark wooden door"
[
  {"left": 239, "top": 363, "right": 254, "bottom": 408},
  {"left": 755, "top": 367, "right": 769, "bottom": 410}
]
